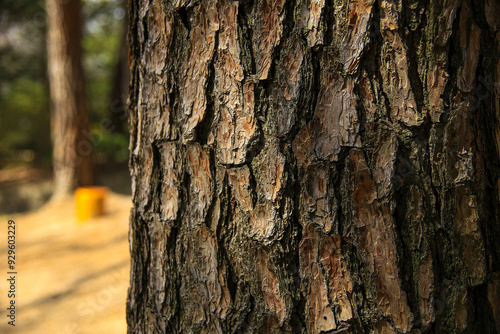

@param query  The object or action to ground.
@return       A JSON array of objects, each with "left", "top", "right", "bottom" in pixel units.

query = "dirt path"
[{"left": 0, "top": 193, "right": 131, "bottom": 333}]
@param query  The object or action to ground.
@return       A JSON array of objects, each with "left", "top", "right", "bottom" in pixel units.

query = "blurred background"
[
  {"left": 0, "top": 0, "right": 130, "bottom": 213},
  {"left": 0, "top": 1, "right": 132, "bottom": 333}
]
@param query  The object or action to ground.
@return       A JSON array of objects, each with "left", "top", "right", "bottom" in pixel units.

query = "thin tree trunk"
[
  {"left": 47, "top": 0, "right": 93, "bottom": 198},
  {"left": 127, "top": 0, "right": 500, "bottom": 332},
  {"left": 109, "top": 1, "right": 130, "bottom": 133}
]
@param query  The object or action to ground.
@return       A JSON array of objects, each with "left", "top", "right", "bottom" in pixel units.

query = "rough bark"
[
  {"left": 127, "top": 0, "right": 500, "bottom": 333},
  {"left": 47, "top": 0, "right": 93, "bottom": 198}
]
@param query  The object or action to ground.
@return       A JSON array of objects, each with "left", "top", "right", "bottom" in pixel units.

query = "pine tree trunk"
[
  {"left": 127, "top": 0, "right": 500, "bottom": 332},
  {"left": 47, "top": 0, "right": 93, "bottom": 198}
]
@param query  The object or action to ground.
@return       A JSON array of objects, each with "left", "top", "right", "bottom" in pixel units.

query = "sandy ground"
[{"left": 0, "top": 192, "right": 131, "bottom": 334}]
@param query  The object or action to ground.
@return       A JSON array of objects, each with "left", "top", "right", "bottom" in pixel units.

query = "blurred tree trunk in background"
[
  {"left": 109, "top": 0, "right": 130, "bottom": 134},
  {"left": 46, "top": 0, "right": 93, "bottom": 198},
  {"left": 127, "top": 0, "right": 500, "bottom": 333}
]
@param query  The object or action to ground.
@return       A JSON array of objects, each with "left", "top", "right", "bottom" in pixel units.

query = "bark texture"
[
  {"left": 127, "top": 0, "right": 500, "bottom": 332},
  {"left": 47, "top": 0, "right": 93, "bottom": 198}
]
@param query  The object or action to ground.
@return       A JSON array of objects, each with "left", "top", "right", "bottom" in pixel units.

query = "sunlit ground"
[{"left": 0, "top": 192, "right": 131, "bottom": 334}]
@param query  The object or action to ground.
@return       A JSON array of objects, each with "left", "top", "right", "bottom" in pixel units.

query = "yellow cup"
[{"left": 75, "top": 186, "right": 108, "bottom": 222}]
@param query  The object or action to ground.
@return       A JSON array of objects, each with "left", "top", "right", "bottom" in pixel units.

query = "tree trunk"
[
  {"left": 47, "top": 0, "right": 93, "bottom": 198},
  {"left": 127, "top": 0, "right": 500, "bottom": 333},
  {"left": 109, "top": 1, "right": 130, "bottom": 134}
]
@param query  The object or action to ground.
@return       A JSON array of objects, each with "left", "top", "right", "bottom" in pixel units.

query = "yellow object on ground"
[{"left": 75, "top": 186, "right": 108, "bottom": 221}]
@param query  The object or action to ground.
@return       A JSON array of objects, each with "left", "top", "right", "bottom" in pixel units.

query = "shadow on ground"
[{"left": 0, "top": 192, "right": 131, "bottom": 334}]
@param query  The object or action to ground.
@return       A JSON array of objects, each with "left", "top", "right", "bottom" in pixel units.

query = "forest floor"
[{"left": 0, "top": 192, "right": 131, "bottom": 334}]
